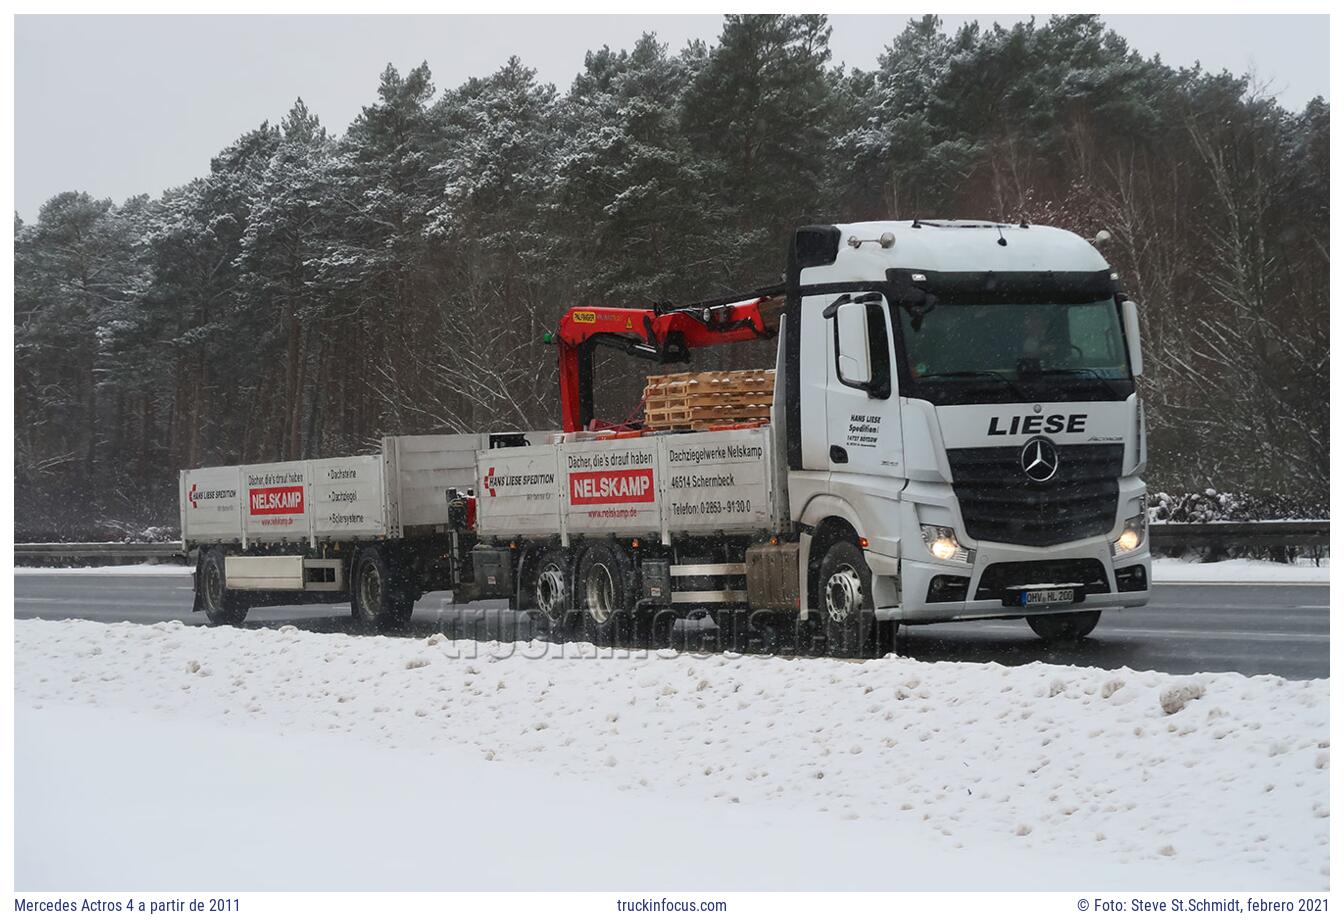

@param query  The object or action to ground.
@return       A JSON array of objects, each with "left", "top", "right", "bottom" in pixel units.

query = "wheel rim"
[
  {"left": 204, "top": 561, "right": 224, "bottom": 609},
  {"left": 825, "top": 564, "right": 864, "bottom": 623},
  {"left": 359, "top": 561, "right": 382, "bottom": 618},
  {"left": 536, "top": 562, "right": 566, "bottom": 616},
  {"left": 585, "top": 562, "right": 615, "bottom": 625}
]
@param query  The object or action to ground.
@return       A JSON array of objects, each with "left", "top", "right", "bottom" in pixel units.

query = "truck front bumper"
[{"left": 873, "top": 541, "right": 1151, "bottom": 624}]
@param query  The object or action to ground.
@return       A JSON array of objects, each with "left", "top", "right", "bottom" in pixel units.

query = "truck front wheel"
[
  {"left": 200, "top": 547, "right": 248, "bottom": 627},
  {"left": 351, "top": 546, "right": 414, "bottom": 632},
  {"left": 817, "top": 541, "right": 878, "bottom": 659},
  {"left": 1027, "top": 611, "right": 1101, "bottom": 642}
]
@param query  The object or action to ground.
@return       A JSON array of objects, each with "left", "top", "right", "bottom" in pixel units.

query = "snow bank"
[
  {"left": 15, "top": 619, "right": 1327, "bottom": 890},
  {"left": 1153, "top": 557, "right": 1329, "bottom": 584}
]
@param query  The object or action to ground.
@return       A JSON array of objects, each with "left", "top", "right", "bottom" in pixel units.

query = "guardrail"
[
  {"left": 14, "top": 522, "right": 1330, "bottom": 566},
  {"left": 1148, "top": 520, "right": 1329, "bottom": 563},
  {"left": 1148, "top": 520, "right": 1329, "bottom": 547},
  {"left": 14, "top": 542, "right": 191, "bottom": 562}
]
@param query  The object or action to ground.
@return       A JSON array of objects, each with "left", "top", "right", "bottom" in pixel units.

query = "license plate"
[{"left": 1012, "top": 588, "right": 1078, "bottom": 607}]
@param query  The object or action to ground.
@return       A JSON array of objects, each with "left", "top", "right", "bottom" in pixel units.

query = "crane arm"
[{"left": 553, "top": 288, "right": 784, "bottom": 432}]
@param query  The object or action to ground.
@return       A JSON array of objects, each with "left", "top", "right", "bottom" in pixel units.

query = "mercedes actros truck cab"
[{"left": 780, "top": 219, "right": 1149, "bottom": 650}]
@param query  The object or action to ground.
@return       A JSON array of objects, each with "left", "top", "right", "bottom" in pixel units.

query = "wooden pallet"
[{"left": 643, "top": 368, "right": 775, "bottom": 430}]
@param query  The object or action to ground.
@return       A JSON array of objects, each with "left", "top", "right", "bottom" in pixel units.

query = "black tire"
[
  {"left": 574, "top": 541, "right": 640, "bottom": 646},
  {"left": 1027, "top": 610, "right": 1101, "bottom": 642},
  {"left": 528, "top": 547, "right": 574, "bottom": 643},
  {"left": 351, "top": 546, "right": 414, "bottom": 632},
  {"left": 199, "top": 547, "right": 248, "bottom": 627},
  {"left": 817, "top": 540, "right": 879, "bottom": 659}
]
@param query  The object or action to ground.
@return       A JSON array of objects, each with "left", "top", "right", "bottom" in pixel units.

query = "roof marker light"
[{"left": 911, "top": 273, "right": 927, "bottom": 282}]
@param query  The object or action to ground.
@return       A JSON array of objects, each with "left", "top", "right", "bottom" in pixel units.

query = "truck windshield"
[{"left": 898, "top": 299, "right": 1131, "bottom": 384}]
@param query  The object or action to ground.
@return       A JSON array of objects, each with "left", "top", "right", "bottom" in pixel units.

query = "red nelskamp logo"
[
  {"left": 569, "top": 468, "right": 655, "bottom": 505},
  {"left": 249, "top": 485, "right": 305, "bottom": 515}
]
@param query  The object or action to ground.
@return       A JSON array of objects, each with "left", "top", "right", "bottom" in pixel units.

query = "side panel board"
[
  {"left": 181, "top": 466, "right": 244, "bottom": 543},
  {"left": 476, "top": 444, "right": 563, "bottom": 537},
  {"left": 241, "top": 462, "right": 311, "bottom": 541},
  {"left": 660, "top": 429, "right": 773, "bottom": 535},
  {"left": 310, "top": 455, "right": 386, "bottom": 539},
  {"left": 390, "top": 434, "right": 488, "bottom": 529}
]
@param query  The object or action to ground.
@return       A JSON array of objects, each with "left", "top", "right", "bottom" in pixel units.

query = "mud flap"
[{"left": 191, "top": 555, "right": 204, "bottom": 612}]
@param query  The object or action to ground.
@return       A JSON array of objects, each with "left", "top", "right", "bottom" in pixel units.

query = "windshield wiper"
[
  {"left": 918, "top": 370, "right": 1031, "bottom": 401},
  {"left": 1031, "top": 367, "right": 1126, "bottom": 388}
]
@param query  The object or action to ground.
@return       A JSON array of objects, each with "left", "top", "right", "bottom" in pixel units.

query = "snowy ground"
[
  {"left": 14, "top": 618, "right": 1328, "bottom": 890},
  {"left": 1152, "top": 557, "right": 1329, "bottom": 584}
]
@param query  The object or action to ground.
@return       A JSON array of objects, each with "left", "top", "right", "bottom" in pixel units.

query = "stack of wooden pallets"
[{"left": 642, "top": 368, "right": 775, "bottom": 431}]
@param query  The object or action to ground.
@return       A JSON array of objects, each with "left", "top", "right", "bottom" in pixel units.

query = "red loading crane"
[{"left": 550, "top": 286, "right": 785, "bottom": 433}]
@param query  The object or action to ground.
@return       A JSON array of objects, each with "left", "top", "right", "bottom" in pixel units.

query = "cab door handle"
[{"left": 829, "top": 445, "right": 848, "bottom": 464}]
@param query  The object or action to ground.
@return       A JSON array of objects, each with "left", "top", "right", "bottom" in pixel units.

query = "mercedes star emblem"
[{"left": 1020, "top": 436, "right": 1060, "bottom": 483}]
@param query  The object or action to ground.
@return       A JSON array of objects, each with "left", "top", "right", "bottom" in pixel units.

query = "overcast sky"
[{"left": 14, "top": 14, "right": 1329, "bottom": 221}]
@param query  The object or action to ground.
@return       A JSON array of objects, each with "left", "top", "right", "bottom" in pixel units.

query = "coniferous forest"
[{"left": 14, "top": 15, "right": 1329, "bottom": 538}]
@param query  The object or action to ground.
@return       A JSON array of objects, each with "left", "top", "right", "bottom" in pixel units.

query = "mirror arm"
[{"left": 822, "top": 294, "right": 852, "bottom": 319}]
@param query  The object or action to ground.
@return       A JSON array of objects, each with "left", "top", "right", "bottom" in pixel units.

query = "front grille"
[
  {"left": 974, "top": 559, "right": 1111, "bottom": 601},
  {"left": 947, "top": 443, "right": 1123, "bottom": 546}
]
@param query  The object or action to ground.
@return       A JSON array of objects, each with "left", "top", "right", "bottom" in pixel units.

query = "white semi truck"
[{"left": 181, "top": 220, "right": 1150, "bottom": 657}]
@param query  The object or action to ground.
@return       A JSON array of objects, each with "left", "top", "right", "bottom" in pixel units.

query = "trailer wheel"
[
  {"left": 817, "top": 540, "right": 878, "bottom": 659},
  {"left": 575, "top": 541, "right": 639, "bottom": 647},
  {"left": 1027, "top": 610, "right": 1101, "bottom": 642},
  {"left": 529, "top": 547, "right": 574, "bottom": 643},
  {"left": 200, "top": 547, "right": 248, "bottom": 627},
  {"left": 351, "top": 546, "right": 414, "bottom": 632}
]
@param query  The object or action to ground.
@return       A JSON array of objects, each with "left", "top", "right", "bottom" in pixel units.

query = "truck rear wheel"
[
  {"left": 817, "top": 541, "right": 878, "bottom": 659},
  {"left": 529, "top": 547, "right": 573, "bottom": 643},
  {"left": 200, "top": 547, "right": 248, "bottom": 627},
  {"left": 575, "top": 541, "right": 639, "bottom": 647},
  {"left": 1027, "top": 610, "right": 1101, "bottom": 642},
  {"left": 351, "top": 546, "right": 414, "bottom": 632}
]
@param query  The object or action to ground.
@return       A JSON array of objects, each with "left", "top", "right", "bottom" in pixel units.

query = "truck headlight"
[
  {"left": 1113, "top": 515, "right": 1146, "bottom": 555},
  {"left": 920, "top": 525, "right": 973, "bottom": 564}
]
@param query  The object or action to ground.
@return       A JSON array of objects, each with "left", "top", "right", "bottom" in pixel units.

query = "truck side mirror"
[
  {"left": 835, "top": 301, "right": 873, "bottom": 386},
  {"left": 1121, "top": 299, "right": 1143, "bottom": 377}
]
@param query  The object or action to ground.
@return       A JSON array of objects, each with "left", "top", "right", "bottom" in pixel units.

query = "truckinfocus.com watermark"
[
  {"left": 413, "top": 602, "right": 842, "bottom": 660},
  {"left": 615, "top": 897, "right": 728, "bottom": 912}
]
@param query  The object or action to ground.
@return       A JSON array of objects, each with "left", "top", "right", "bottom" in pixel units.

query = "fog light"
[
  {"left": 920, "top": 525, "right": 973, "bottom": 565},
  {"left": 1113, "top": 515, "right": 1146, "bottom": 555},
  {"left": 926, "top": 575, "right": 970, "bottom": 603}
]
